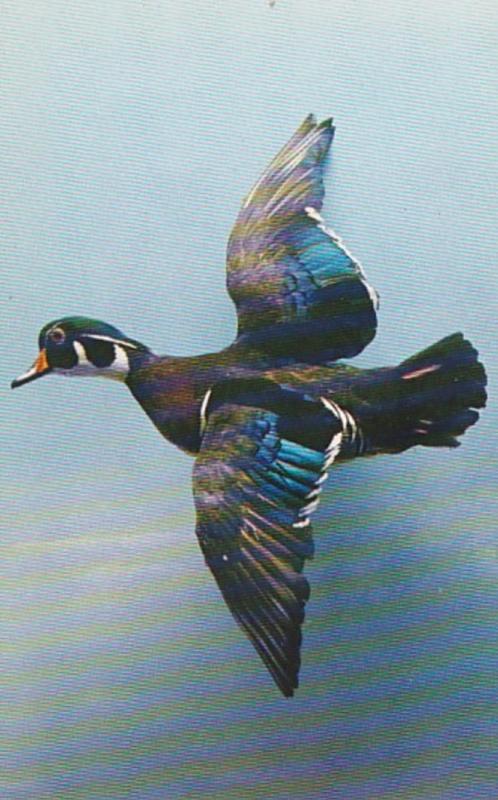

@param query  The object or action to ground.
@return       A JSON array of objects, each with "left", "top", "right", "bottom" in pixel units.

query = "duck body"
[
  {"left": 124, "top": 344, "right": 267, "bottom": 455},
  {"left": 125, "top": 345, "right": 362, "bottom": 455},
  {"left": 125, "top": 326, "right": 486, "bottom": 465},
  {"left": 125, "top": 350, "right": 218, "bottom": 455},
  {"left": 12, "top": 116, "right": 487, "bottom": 697}
]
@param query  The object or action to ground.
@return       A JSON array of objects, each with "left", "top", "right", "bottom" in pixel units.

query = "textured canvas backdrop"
[{"left": 2, "top": 2, "right": 498, "bottom": 798}]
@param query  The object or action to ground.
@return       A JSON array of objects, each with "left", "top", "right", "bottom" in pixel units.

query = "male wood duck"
[{"left": 12, "top": 116, "right": 487, "bottom": 697}]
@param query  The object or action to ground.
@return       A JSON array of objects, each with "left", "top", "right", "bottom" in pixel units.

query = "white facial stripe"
[
  {"left": 111, "top": 344, "right": 130, "bottom": 376},
  {"left": 57, "top": 340, "right": 130, "bottom": 381},
  {"left": 81, "top": 334, "right": 138, "bottom": 349},
  {"left": 73, "top": 340, "right": 91, "bottom": 367}
]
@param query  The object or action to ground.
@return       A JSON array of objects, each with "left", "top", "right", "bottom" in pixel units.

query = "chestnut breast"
[{"left": 126, "top": 352, "right": 242, "bottom": 454}]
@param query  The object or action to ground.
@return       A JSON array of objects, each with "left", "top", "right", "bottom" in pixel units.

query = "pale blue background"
[{"left": 2, "top": 2, "right": 498, "bottom": 798}]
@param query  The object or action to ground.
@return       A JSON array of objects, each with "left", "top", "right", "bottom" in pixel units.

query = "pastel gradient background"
[{"left": 2, "top": 2, "right": 498, "bottom": 798}]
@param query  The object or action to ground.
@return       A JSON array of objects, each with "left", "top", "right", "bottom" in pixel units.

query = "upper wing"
[
  {"left": 227, "top": 115, "right": 378, "bottom": 364},
  {"left": 192, "top": 379, "right": 343, "bottom": 696}
]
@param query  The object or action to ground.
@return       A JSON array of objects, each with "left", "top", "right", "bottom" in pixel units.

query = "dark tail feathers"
[{"left": 360, "top": 333, "right": 487, "bottom": 454}]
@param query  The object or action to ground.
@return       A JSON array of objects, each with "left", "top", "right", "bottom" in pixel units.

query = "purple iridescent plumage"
[
  {"left": 14, "top": 116, "right": 487, "bottom": 698},
  {"left": 227, "top": 115, "right": 378, "bottom": 363}
]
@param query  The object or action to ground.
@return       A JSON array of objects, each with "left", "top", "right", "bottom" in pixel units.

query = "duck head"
[{"left": 11, "top": 316, "right": 149, "bottom": 388}]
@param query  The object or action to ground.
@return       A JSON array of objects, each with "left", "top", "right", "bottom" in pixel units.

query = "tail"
[{"left": 356, "top": 333, "right": 487, "bottom": 454}]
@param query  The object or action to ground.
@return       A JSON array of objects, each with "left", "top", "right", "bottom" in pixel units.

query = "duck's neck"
[{"left": 125, "top": 347, "right": 160, "bottom": 378}]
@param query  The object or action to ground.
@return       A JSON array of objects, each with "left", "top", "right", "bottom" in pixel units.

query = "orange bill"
[{"left": 11, "top": 348, "right": 52, "bottom": 389}]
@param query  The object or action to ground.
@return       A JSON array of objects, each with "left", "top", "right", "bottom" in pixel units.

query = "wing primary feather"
[
  {"left": 235, "top": 608, "right": 298, "bottom": 697},
  {"left": 241, "top": 520, "right": 305, "bottom": 573},
  {"left": 236, "top": 559, "right": 299, "bottom": 632},
  {"left": 235, "top": 610, "right": 300, "bottom": 696},
  {"left": 229, "top": 567, "right": 300, "bottom": 695},
  {"left": 245, "top": 507, "right": 314, "bottom": 560},
  {"left": 241, "top": 539, "right": 310, "bottom": 604}
]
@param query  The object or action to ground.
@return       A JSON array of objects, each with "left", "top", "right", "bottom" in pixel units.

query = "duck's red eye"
[{"left": 48, "top": 327, "right": 65, "bottom": 345}]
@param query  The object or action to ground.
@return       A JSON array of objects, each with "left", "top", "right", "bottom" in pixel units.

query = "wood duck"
[{"left": 12, "top": 116, "right": 487, "bottom": 697}]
